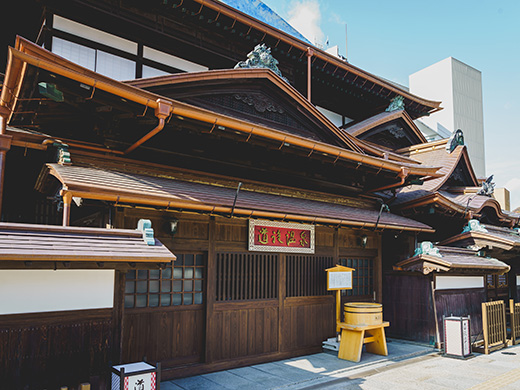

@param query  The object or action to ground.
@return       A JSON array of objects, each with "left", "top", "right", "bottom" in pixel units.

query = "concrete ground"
[
  {"left": 161, "top": 339, "right": 435, "bottom": 389},
  {"left": 161, "top": 341, "right": 520, "bottom": 389}
]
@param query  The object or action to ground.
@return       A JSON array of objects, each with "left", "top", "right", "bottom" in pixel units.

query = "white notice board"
[{"left": 328, "top": 271, "right": 352, "bottom": 290}]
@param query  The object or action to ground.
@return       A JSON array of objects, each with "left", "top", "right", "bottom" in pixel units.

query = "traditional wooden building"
[
  {"left": 366, "top": 131, "right": 520, "bottom": 345},
  {"left": 5, "top": 0, "right": 519, "bottom": 387},
  {"left": 0, "top": 2, "right": 446, "bottom": 385}
]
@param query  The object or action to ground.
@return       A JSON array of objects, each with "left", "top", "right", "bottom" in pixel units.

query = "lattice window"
[
  {"left": 124, "top": 253, "right": 205, "bottom": 308},
  {"left": 286, "top": 255, "right": 335, "bottom": 297},
  {"left": 498, "top": 274, "right": 508, "bottom": 288},
  {"left": 339, "top": 258, "right": 374, "bottom": 297},
  {"left": 216, "top": 252, "right": 278, "bottom": 301},
  {"left": 486, "top": 274, "right": 495, "bottom": 289}
]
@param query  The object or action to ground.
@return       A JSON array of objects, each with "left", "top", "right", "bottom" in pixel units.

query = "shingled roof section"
[
  {"left": 0, "top": 222, "right": 175, "bottom": 264},
  {"left": 440, "top": 224, "right": 520, "bottom": 252},
  {"left": 395, "top": 245, "right": 510, "bottom": 275},
  {"left": 42, "top": 163, "right": 434, "bottom": 232}
]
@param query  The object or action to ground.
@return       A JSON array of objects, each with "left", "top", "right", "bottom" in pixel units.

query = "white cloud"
[{"left": 287, "top": 0, "right": 325, "bottom": 45}]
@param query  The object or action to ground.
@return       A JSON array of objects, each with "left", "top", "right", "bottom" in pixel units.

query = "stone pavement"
[
  {"left": 161, "top": 341, "right": 520, "bottom": 389},
  {"left": 161, "top": 339, "right": 436, "bottom": 389}
]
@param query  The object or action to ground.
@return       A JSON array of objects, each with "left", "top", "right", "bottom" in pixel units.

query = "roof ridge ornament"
[
  {"left": 446, "top": 129, "right": 464, "bottom": 153},
  {"left": 462, "top": 219, "right": 488, "bottom": 234},
  {"left": 385, "top": 95, "right": 405, "bottom": 112},
  {"left": 137, "top": 219, "right": 155, "bottom": 245},
  {"left": 477, "top": 175, "right": 495, "bottom": 196},
  {"left": 235, "top": 43, "right": 288, "bottom": 82},
  {"left": 413, "top": 241, "right": 442, "bottom": 258},
  {"left": 54, "top": 142, "right": 72, "bottom": 165}
]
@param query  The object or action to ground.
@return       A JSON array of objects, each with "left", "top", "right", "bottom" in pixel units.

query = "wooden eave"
[
  {"left": 394, "top": 191, "right": 511, "bottom": 224},
  {"left": 395, "top": 251, "right": 510, "bottom": 275},
  {"left": 440, "top": 231, "right": 520, "bottom": 252},
  {"left": 127, "top": 67, "right": 362, "bottom": 153},
  {"left": 344, "top": 110, "right": 427, "bottom": 144},
  {"left": 179, "top": 0, "right": 442, "bottom": 117},
  {"left": 40, "top": 162, "right": 435, "bottom": 233},
  {"left": 0, "top": 222, "right": 175, "bottom": 264},
  {"left": 1, "top": 37, "right": 442, "bottom": 180}
]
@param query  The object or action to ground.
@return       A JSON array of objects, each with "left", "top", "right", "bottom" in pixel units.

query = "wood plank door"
[
  {"left": 121, "top": 252, "right": 206, "bottom": 367},
  {"left": 206, "top": 252, "right": 280, "bottom": 362}
]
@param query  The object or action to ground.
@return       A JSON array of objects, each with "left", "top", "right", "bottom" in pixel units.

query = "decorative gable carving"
[{"left": 233, "top": 93, "right": 285, "bottom": 114}]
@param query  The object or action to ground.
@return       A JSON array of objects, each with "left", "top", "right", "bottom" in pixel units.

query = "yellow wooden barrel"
[{"left": 344, "top": 302, "right": 382, "bottom": 326}]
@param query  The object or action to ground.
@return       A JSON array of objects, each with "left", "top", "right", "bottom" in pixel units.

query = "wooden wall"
[
  {"left": 116, "top": 207, "right": 382, "bottom": 379},
  {"left": 435, "top": 288, "right": 485, "bottom": 342},
  {"left": 0, "top": 309, "right": 112, "bottom": 390},
  {"left": 383, "top": 272, "right": 486, "bottom": 345},
  {"left": 383, "top": 272, "right": 435, "bottom": 343}
]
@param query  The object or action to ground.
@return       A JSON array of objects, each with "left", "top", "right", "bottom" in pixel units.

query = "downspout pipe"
[
  {"left": 368, "top": 167, "right": 409, "bottom": 193},
  {"left": 124, "top": 99, "right": 173, "bottom": 154}
]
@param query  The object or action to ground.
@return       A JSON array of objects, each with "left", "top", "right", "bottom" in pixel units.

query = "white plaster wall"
[
  {"left": 0, "top": 270, "right": 115, "bottom": 315},
  {"left": 143, "top": 46, "right": 208, "bottom": 73},
  {"left": 53, "top": 15, "right": 137, "bottom": 54},
  {"left": 316, "top": 106, "right": 351, "bottom": 128},
  {"left": 435, "top": 275, "right": 484, "bottom": 290}
]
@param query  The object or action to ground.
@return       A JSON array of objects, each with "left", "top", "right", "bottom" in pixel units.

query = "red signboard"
[{"left": 248, "top": 220, "right": 315, "bottom": 253}]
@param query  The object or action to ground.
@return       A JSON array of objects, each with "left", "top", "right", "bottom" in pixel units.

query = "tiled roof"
[
  {"left": 45, "top": 163, "right": 434, "bottom": 232},
  {"left": 395, "top": 245, "right": 509, "bottom": 274},
  {"left": 343, "top": 109, "right": 426, "bottom": 144},
  {"left": 393, "top": 145, "right": 481, "bottom": 207},
  {"left": 440, "top": 224, "right": 520, "bottom": 250},
  {"left": 0, "top": 222, "right": 175, "bottom": 263}
]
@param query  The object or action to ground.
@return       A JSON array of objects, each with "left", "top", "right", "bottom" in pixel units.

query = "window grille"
[
  {"left": 124, "top": 253, "right": 205, "bottom": 308},
  {"left": 286, "top": 255, "right": 335, "bottom": 297},
  {"left": 339, "top": 258, "right": 374, "bottom": 297},
  {"left": 216, "top": 252, "right": 278, "bottom": 301}
]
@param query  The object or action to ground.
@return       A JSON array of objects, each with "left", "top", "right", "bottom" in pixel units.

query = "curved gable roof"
[
  {"left": 397, "top": 143, "right": 478, "bottom": 197},
  {"left": 127, "top": 68, "right": 363, "bottom": 152},
  {"left": 344, "top": 109, "right": 427, "bottom": 149}
]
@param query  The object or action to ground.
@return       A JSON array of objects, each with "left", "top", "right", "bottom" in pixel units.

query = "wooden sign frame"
[
  {"left": 326, "top": 264, "right": 355, "bottom": 333},
  {"left": 326, "top": 265, "right": 355, "bottom": 291}
]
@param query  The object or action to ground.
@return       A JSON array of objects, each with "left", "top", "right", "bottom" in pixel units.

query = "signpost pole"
[{"left": 336, "top": 289, "right": 341, "bottom": 333}]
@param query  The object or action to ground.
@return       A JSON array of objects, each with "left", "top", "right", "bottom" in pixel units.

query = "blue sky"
[{"left": 261, "top": 0, "right": 520, "bottom": 210}]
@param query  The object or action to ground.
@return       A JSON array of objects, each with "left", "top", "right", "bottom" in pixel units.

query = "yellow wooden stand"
[{"left": 337, "top": 321, "right": 389, "bottom": 363}]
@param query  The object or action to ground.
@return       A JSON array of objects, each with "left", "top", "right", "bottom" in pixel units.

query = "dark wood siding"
[
  {"left": 383, "top": 272, "right": 435, "bottom": 343},
  {"left": 435, "top": 288, "right": 485, "bottom": 342},
  {"left": 0, "top": 309, "right": 112, "bottom": 390},
  {"left": 118, "top": 209, "right": 382, "bottom": 379}
]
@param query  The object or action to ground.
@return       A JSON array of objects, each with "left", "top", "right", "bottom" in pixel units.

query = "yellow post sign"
[{"left": 326, "top": 265, "right": 355, "bottom": 333}]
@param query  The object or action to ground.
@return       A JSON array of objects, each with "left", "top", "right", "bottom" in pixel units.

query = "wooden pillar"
[
  {"left": 205, "top": 216, "right": 216, "bottom": 363},
  {"left": 0, "top": 113, "right": 12, "bottom": 219},
  {"left": 112, "top": 270, "right": 126, "bottom": 365},
  {"left": 306, "top": 47, "right": 313, "bottom": 102},
  {"left": 278, "top": 252, "right": 286, "bottom": 352},
  {"left": 62, "top": 191, "right": 73, "bottom": 226},
  {"left": 375, "top": 232, "right": 383, "bottom": 302}
]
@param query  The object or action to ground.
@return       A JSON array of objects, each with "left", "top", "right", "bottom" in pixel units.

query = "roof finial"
[
  {"left": 477, "top": 175, "right": 495, "bottom": 196},
  {"left": 446, "top": 129, "right": 464, "bottom": 153},
  {"left": 385, "top": 95, "right": 404, "bottom": 112},
  {"left": 235, "top": 43, "right": 288, "bottom": 82},
  {"left": 413, "top": 241, "right": 442, "bottom": 258}
]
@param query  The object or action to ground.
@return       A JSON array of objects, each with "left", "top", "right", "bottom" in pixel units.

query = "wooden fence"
[
  {"left": 510, "top": 299, "right": 520, "bottom": 345},
  {"left": 475, "top": 301, "right": 508, "bottom": 354}
]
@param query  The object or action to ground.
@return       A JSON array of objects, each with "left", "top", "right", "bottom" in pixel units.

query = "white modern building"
[{"left": 409, "top": 57, "right": 486, "bottom": 178}]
